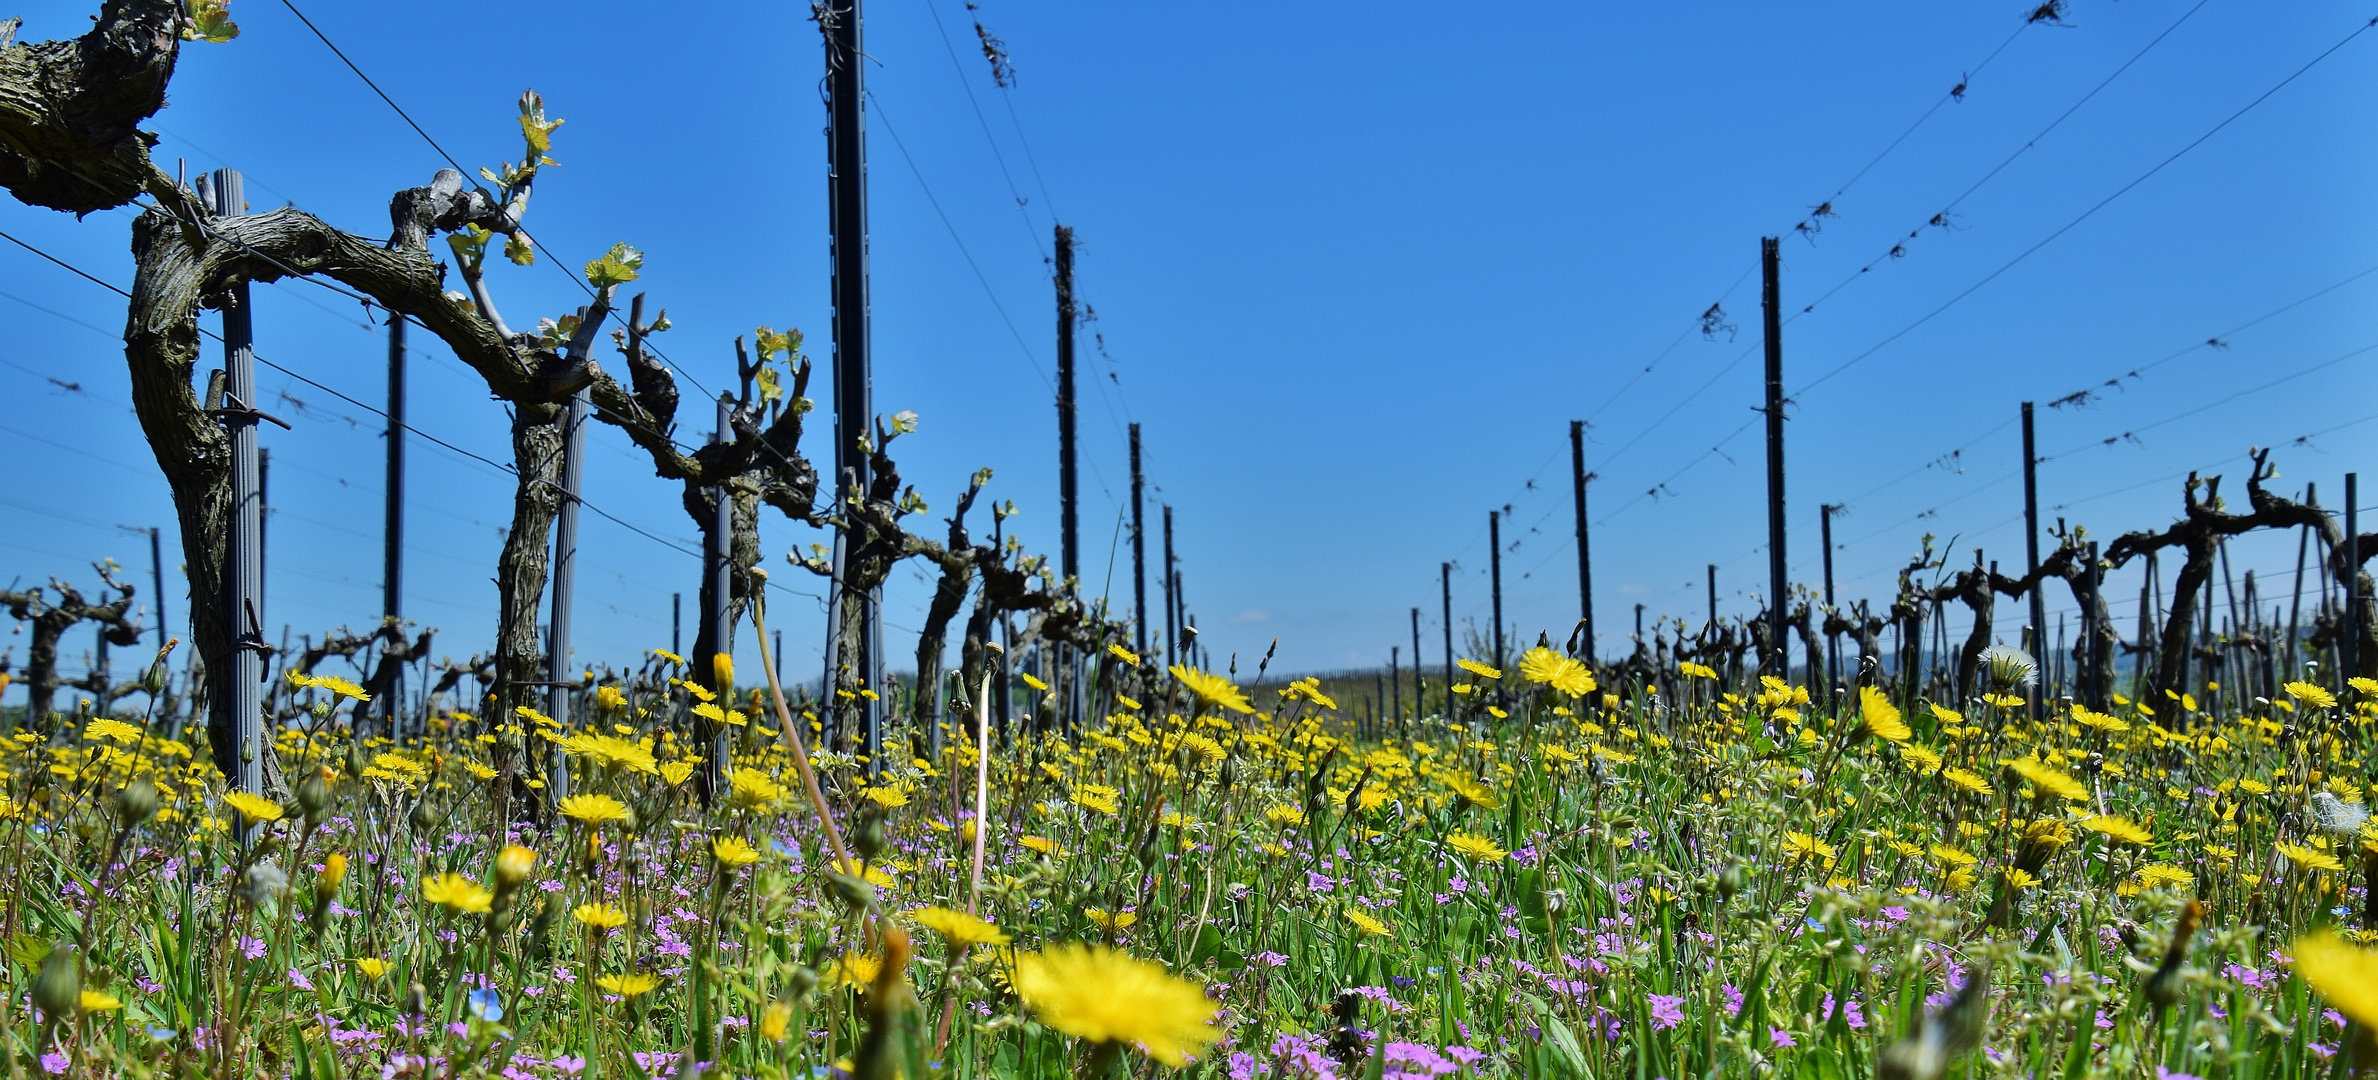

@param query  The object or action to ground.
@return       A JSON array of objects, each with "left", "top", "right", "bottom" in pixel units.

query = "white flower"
[{"left": 1979, "top": 645, "right": 2038, "bottom": 691}]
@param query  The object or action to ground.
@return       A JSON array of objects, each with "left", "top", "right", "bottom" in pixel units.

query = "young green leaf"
[
  {"left": 517, "top": 91, "right": 564, "bottom": 156},
  {"left": 181, "top": 0, "right": 239, "bottom": 42},
  {"left": 447, "top": 224, "right": 492, "bottom": 269},
  {"left": 583, "top": 244, "right": 643, "bottom": 290}
]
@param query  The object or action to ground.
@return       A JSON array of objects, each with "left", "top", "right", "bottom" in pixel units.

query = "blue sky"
[{"left": 2, "top": 0, "right": 2373, "bottom": 695}]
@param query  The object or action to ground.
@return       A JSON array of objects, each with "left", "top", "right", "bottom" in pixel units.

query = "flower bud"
[
  {"left": 315, "top": 853, "right": 348, "bottom": 909},
  {"left": 854, "top": 806, "right": 888, "bottom": 861},
  {"left": 31, "top": 945, "right": 79, "bottom": 1020},
  {"left": 712, "top": 652, "right": 735, "bottom": 694},
  {"left": 296, "top": 765, "right": 335, "bottom": 824},
  {"left": 494, "top": 844, "right": 537, "bottom": 893},
  {"left": 1718, "top": 861, "right": 1749, "bottom": 902},
  {"left": 115, "top": 776, "right": 159, "bottom": 828},
  {"left": 826, "top": 871, "right": 875, "bottom": 911},
  {"left": 409, "top": 799, "right": 443, "bottom": 834}
]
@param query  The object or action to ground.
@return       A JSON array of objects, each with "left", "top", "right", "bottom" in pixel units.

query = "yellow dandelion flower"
[
  {"left": 1106, "top": 643, "right": 1140, "bottom": 667},
  {"left": 760, "top": 1000, "right": 794, "bottom": 1041},
  {"left": 83, "top": 718, "right": 144, "bottom": 744},
  {"left": 1445, "top": 831, "right": 1507, "bottom": 862},
  {"left": 560, "top": 733, "right": 659, "bottom": 775},
  {"left": 1457, "top": 658, "right": 1503, "bottom": 680},
  {"left": 221, "top": 791, "right": 284, "bottom": 825},
  {"left": 832, "top": 952, "right": 883, "bottom": 987},
  {"left": 2070, "top": 705, "right": 2129, "bottom": 733},
  {"left": 2136, "top": 864, "right": 2194, "bottom": 891},
  {"left": 1927, "top": 843, "right": 1977, "bottom": 866},
  {"left": 727, "top": 767, "right": 782, "bottom": 810},
  {"left": 659, "top": 760, "right": 696, "bottom": 786},
  {"left": 1783, "top": 831, "right": 1836, "bottom": 863},
  {"left": 2001, "top": 758, "right": 2088, "bottom": 802},
  {"left": 421, "top": 873, "right": 493, "bottom": 915},
  {"left": 1940, "top": 768, "right": 1993, "bottom": 796},
  {"left": 2004, "top": 868, "right": 2041, "bottom": 890},
  {"left": 2289, "top": 931, "right": 2378, "bottom": 1026},
  {"left": 1857, "top": 686, "right": 1911, "bottom": 743},
  {"left": 558, "top": 793, "right": 629, "bottom": 826},
  {"left": 1345, "top": 907, "right": 1393, "bottom": 937},
  {"left": 2081, "top": 815, "right": 2153, "bottom": 846},
  {"left": 311, "top": 675, "right": 370, "bottom": 701},
  {"left": 1517, "top": 646, "right": 1596, "bottom": 697},
  {"left": 354, "top": 957, "right": 392, "bottom": 978},
  {"left": 1899, "top": 744, "right": 1943, "bottom": 774},
  {"left": 2284, "top": 681, "right": 2337, "bottom": 709},
  {"left": 1439, "top": 772, "right": 1503, "bottom": 810},
  {"left": 574, "top": 902, "right": 630, "bottom": 930},
  {"left": 2276, "top": 842, "right": 2345, "bottom": 873},
  {"left": 1171, "top": 666, "right": 1254, "bottom": 714},
  {"left": 909, "top": 906, "right": 1010, "bottom": 948},
  {"left": 711, "top": 835, "right": 762, "bottom": 867},
  {"left": 1013, "top": 944, "right": 1221, "bottom": 1066},
  {"left": 79, "top": 989, "right": 122, "bottom": 1013},
  {"left": 1085, "top": 907, "right": 1139, "bottom": 931},
  {"left": 1019, "top": 835, "right": 1064, "bottom": 857},
  {"left": 596, "top": 972, "right": 661, "bottom": 999}
]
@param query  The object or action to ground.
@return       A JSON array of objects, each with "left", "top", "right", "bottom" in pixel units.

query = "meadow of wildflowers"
[{"left": 3, "top": 631, "right": 2375, "bottom": 1080}]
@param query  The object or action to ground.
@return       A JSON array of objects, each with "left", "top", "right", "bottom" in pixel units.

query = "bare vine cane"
[
  {"left": 968, "top": 647, "right": 997, "bottom": 915},
  {"left": 932, "top": 656, "right": 1002, "bottom": 1057},
  {"left": 748, "top": 589, "right": 857, "bottom": 885}
]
